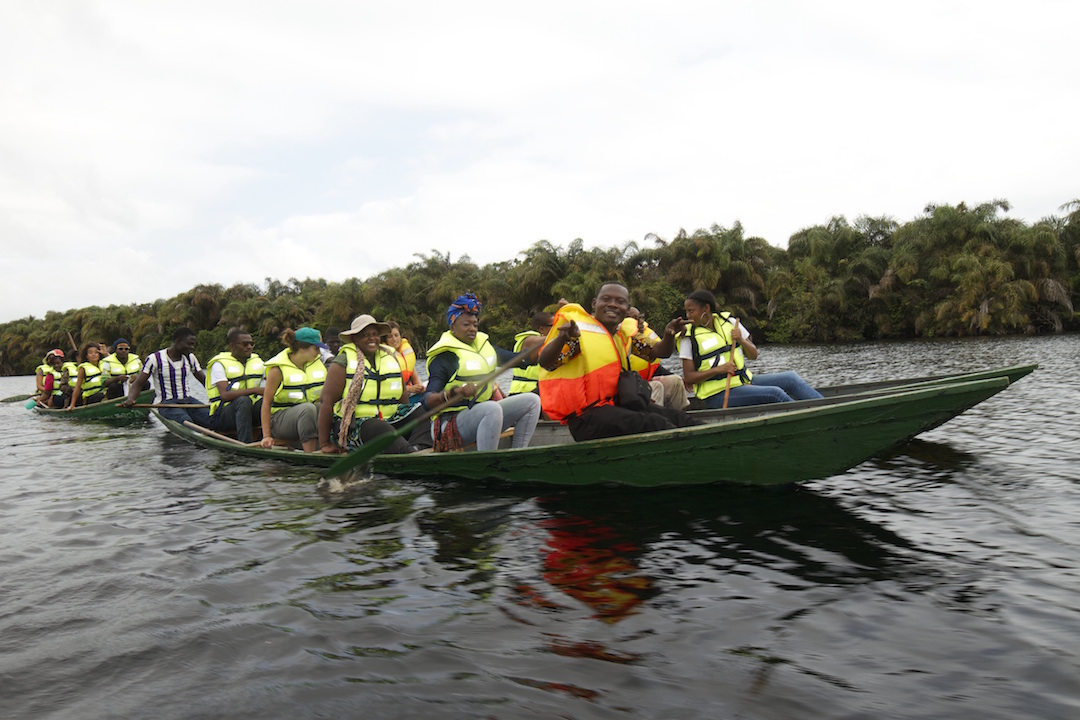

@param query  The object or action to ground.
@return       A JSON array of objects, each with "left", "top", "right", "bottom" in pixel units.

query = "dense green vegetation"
[{"left": 2, "top": 200, "right": 1078, "bottom": 375}]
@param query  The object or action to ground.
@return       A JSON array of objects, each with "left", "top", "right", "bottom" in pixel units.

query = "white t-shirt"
[
  {"left": 143, "top": 350, "right": 202, "bottom": 402},
  {"left": 207, "top": 360, "right": 237, "bottom": 388}
]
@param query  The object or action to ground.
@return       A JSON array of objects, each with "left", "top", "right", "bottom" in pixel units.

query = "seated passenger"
[
  {"left": 384, "top": 320, "right": 425, "bottom": 399},
  {"left": 319, "top": 327, "right": 341, "bottom": 365},
  {"left": 318, "top": 314, "right": 413, "bottom": 455},
  {"left": 35, "top": 352, "right": 55, "bottom": 398},
  {"left": 67, "top": 342, "right": 107, "bottom": 409},
  {"left": 260, "top": 327, "right": 326, "bottom": 451},
  {"left": 423, "top": 293, "right": 541, "bottom": 452},
  {"left": 123, "top": 327, "right": 210, "bottom": 427},
  {"left": 37, "top": 350, "right": 67, "bottom": 408},
  {"left": 538, "top": 282, "right": 699, "bottom": 442},
  {"left": 100, "top": 338, "right": 143, "bottom": 399},
  {"left": 59, "top": 356, "right": 80, "bottom": 406},
  {"left": 508, "top": 310, "right": 553, "bottom": 397},
  {"left": 623, "top": 306, "right": 690, "bottom": 412},
  {"left": 205, "top": 328, "right": 265, "bottom": 443},
  {"left": 681, "top": 289, "right": 822, "bottom": 408}
]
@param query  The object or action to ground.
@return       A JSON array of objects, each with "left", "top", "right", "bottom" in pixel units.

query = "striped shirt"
[{"left": 143, "top": 350, "right": 202, "bottom": 403}]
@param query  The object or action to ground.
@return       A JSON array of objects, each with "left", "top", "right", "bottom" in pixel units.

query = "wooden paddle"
[
  {"left": 183, "top": 420, "right": 260, "bottom": 446},
  {"left": 135, "top": 403, "right": 211, "bottom": 408},
  {"left": 323, "top": 346, "right": 535, "bottom": 479},
  {"left": 722, "top": 319, "right": 740, "bottom": 409}
]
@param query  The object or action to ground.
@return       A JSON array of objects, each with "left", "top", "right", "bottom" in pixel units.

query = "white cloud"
[{"left": 2, "top": 1, "right": 1078, "bottom": 322}]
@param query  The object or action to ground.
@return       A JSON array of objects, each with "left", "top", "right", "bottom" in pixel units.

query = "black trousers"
[{"left": 565, "top": 402, "right": 699, "bottom": 442}]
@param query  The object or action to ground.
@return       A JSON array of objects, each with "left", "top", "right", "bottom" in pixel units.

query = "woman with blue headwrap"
[{"left": 423, "top": 293, "right": 542, "bottom": 451}]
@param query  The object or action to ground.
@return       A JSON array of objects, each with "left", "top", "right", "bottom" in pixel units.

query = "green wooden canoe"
[
  {"left": 528, "top": 362, "right": 1037, "bottom": 445},
  {"left": 152, "top": 375, "right": 1016, "bottom": 487},
  {"left": 32, "top": 389, "right": 156, "bottom": 420}
]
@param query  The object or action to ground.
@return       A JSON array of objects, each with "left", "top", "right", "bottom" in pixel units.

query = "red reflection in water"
[{"left": 539, "top": 514, "right": 654, "bottom": 623}]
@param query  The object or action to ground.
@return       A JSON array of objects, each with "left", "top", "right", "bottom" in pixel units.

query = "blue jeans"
[
  {"left": 703, "top": 371, "right": 823, "bottom": 409},
  {"left": 445, "top": 394, "right": 542, "bottom": 451},
  {"left": 157, "top": 396, "right": 211, "bottom": 427}
]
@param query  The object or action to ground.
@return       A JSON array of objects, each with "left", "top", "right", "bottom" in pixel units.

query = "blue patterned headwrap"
[{"left": 446, "top": 293, "right": 482, "bottom": 327}]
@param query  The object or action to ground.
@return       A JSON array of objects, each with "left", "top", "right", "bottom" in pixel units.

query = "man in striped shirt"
[{"left": 122, "top": 327, "right": 211, "bottom": 427}]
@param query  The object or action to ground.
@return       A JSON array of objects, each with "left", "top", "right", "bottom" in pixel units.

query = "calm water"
[{"left": 1, "top": 336, "right": 1078, "bottom": 719}]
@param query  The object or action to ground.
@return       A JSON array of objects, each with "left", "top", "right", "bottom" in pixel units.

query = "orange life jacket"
[{"left": 538, "top": 304, "right": 634, "bottom": 423}]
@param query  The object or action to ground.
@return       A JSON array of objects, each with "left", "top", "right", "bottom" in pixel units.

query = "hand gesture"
[
  {"left": 558, "top": 320, "right": 580, "bottom": 340},
  {"left": 664, "top": 317, "right": 686, "bottom": 337}
]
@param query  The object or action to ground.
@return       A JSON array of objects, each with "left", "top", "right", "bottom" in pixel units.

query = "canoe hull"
[
  {"left": 155, "top": 376, "right": 1013, "bottom": 486},
  {"left": 528, "top": 363, "right": 1038, "bottom": 446},
  {"left": 33, "top": 390, "right": 155, "bottom": 419},
  {"left": 373, "top": 378, "right": 1009, "bottom": 486}
]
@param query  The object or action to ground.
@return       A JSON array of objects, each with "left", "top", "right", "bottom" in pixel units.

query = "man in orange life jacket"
[{"left": 537, "top": 282, "right": 699, "bottom": 442}]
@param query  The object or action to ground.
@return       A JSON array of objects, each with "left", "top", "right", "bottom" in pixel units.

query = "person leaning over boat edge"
[
  {"left": 100, "top": 338, "right": 143, "bottom": 400},
  {"left": 205, "top": 328, "right": 265, "bottom": 443},
  {"left": 680, "top": 289, "right": 822, "bottom": 408},
  {"left": 537, "top": 281, "right": 699, "bottom": 442},
  {"left": 67, "top": 342, "right": 107, "bottom": 410},
  {"left": 422, "top": 292, "right": 542, "bottom": 452},
  {"left": 318, "top": 314, "right": 415, "bottom": 455},
  {"left": 122, "top": 327, "right": 211, "bottom": 427},
  {"left": 260, "top": 327, "right": 326, "bottom": 451}
]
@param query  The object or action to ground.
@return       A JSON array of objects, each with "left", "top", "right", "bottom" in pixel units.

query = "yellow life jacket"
[
  {"left": 77, "top": 362, "right": 105, "bottom": 399},
  {"left": 683, "top": 312, "right": 752, "bottom": 400},
  {"left": 332, "top": 344, "right": 404, "bottom": 419},
  {"left": 508, "top": 330, "right": 541, "bottom": 395},
  {"left": 538, "top": 303, "right": 630, "bottom": 422},
  {"left": 40, "top": 365, "right": 64, "bottom": 396},
  {"left": 619, "top": 317, "right": 662, "bottom": 380},
  {"left": 62, "top": 361, "right": 79, "bottom": 389},
  {"left": 205, "top": 351, "right": 265, "bottom": 416},
  {"left": 264, "top": 349, "right": 326, "bottom": 414},
  {"left": 426, "top": 330, "right": 498, "bottom": 415},
  {"left": 101, "top": 352, "right": 143, "bottom": 377}
]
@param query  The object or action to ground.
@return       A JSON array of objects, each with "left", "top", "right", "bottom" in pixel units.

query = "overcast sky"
[{"left": 2, "top": 1, "right": 1077, "bottom": 323}]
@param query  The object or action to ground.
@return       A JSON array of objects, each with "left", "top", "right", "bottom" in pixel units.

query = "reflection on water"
[{"left": 2, "top": 335, "right": 1080, "bottom": 719}]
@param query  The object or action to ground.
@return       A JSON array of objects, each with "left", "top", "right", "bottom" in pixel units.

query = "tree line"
[{"left": 2, "top": 199, "right": 1078, "bottom": 376}]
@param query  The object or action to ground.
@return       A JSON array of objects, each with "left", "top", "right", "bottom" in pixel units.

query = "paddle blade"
[
  {"left": 25, "top": 399, "right": 38, "bottom": 409},
  {"left": 323, "top": 431, "right": 401, "bottom": 479}
]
